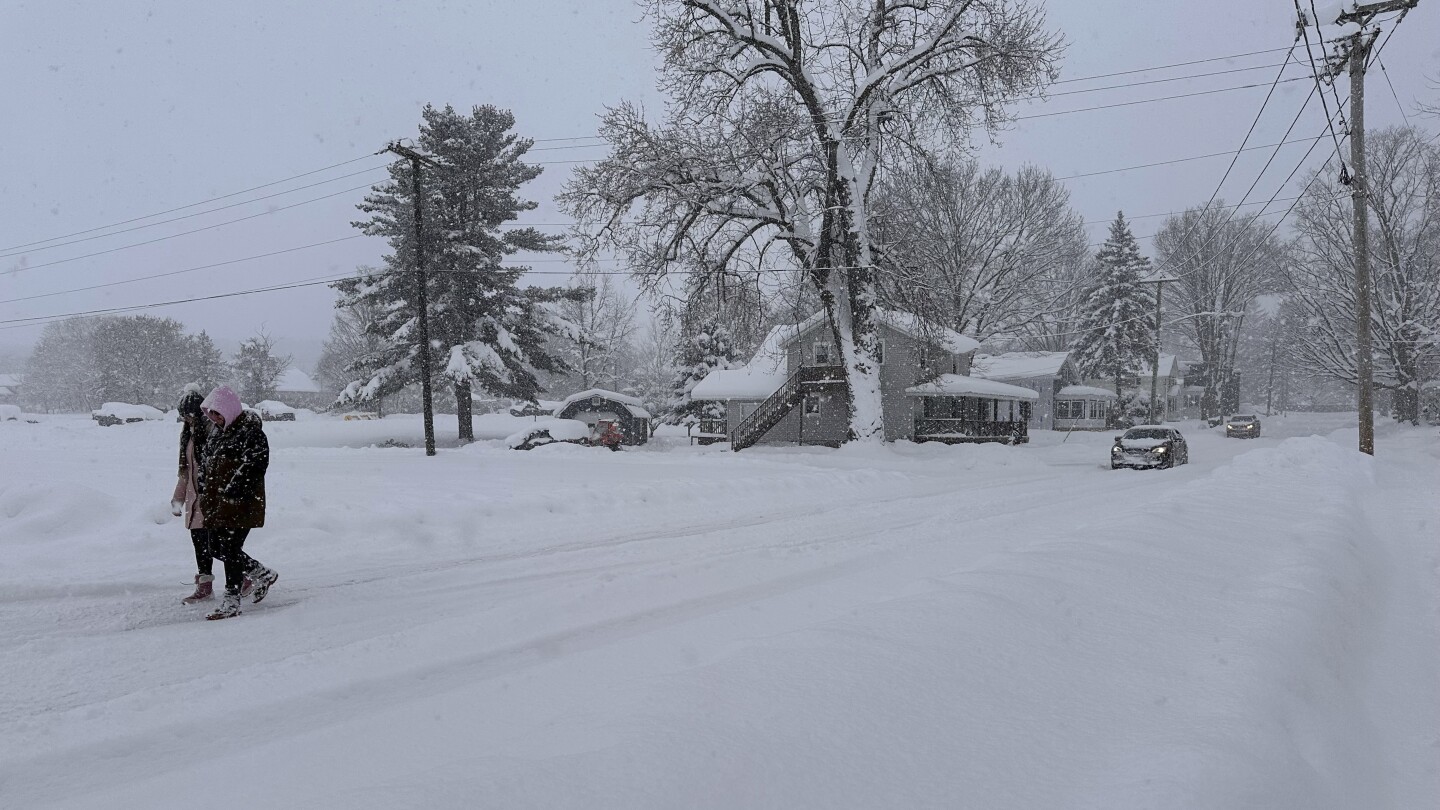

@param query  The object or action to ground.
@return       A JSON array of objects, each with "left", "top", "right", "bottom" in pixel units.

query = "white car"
[
  {"left": 0, "top": 404, "right": 23, "bottom": 421},
  {"left": 92, "top": 402, "right": 166, "bottom": 426},
  {"left": 254, "top": 400, "right": 297, "bottom": 422}
]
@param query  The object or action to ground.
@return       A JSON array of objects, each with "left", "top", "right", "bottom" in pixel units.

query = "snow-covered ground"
[{"left": 1, "top": 413, "right": 1436, "bottom": 809}]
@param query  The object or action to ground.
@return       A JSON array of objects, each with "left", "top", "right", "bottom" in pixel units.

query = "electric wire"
[
  {"left": 0, "top": 166, "right": 388, "bottom": 259},
  {"left": 2, "top": 183, "right": 378, "bottom": 276},
  {"left": 1011, "top": 76, "right": 1310, "bottom": 122},
  {"left": 0, "top": 153, "right": 380, "bottom": 253}
]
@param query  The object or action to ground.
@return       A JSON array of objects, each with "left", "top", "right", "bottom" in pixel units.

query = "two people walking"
[{"left": 172, "top": 385, "right": 279, "bottom": 620}]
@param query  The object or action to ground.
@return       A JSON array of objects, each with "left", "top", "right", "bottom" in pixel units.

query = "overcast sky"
[{"left": 2, "top": 0, "right": 1436, "bottom": 367}]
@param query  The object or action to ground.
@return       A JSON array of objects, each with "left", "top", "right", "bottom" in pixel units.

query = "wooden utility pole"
[
  {"left": 1347, "top": 34, "right": 1376, "bottom": 455},
  {"left": 383, "top": 141, "right": 441, "bottom": 457},
  {"left": 1309, "top": 0, "right": 1420, "bottom": 455},
  {"left": 1137, "top": 275, "right": 1176, "bottom": 425}
]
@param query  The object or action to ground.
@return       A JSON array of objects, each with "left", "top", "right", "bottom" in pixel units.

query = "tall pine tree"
[
  {"left": 1070, "top": 212, "right": 1156, "bottom": 423},
  {"left": 336, "top": 104, "right": 586, "bottom": 440}
]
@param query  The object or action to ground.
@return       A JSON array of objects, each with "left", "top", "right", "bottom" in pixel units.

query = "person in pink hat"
[{"left": 197, "top": 385, "right": 279, "bottom": 620}]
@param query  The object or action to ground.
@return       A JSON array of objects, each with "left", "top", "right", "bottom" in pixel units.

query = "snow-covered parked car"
[
  {"left": 1224, "top": 413, "right": 1261, "bottom": 439},
  {"left": 92, "top": 402, "right": 166, "bottom": 427},
  {"left": 0, "top": 403, "right": 24, "bottom": 421},
  {"left": 254, "top": 400, "right": 297, "bottom": 422},
  {"left": 1111, "top": 426, "right": 1189, "bottom": 470},
  {"left": 506, "top": 418, "right": 593, "bottom": 450}
]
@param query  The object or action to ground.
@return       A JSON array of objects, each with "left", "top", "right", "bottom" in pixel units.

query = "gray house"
[
  {"left": 971, "top": 352, "right": 1080, "bottom": 430},
  {"left": 692, "top": 309, "right": 1037, "bottom": 449}
]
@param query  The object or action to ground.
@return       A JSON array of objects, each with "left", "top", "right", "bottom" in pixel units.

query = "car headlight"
[
  {"left": 1153, "top": 446, "right": 1167, "bottom": 453},
  {"left": 1111, "top": 446, "right": 1121, "bottom": 454}
]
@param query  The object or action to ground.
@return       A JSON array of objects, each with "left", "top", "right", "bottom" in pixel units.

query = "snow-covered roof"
[
  {"left": 691, "top": 367, "right": 787, "bottom": 400},
  {"left": 1057, "top": 385, "right": 1118, "bottom": 399},
  {"left": 276, "top": 368, "right": 321, "bottom": 393},
  {"left": 0, "top": 373, "right": 22, "bottom": 388},
  {"left": 905, "top": 374, "right": 1039, "bottom": 401},
  {"left": 775, "top": 309, "right": 979, "bottom": 356},
  {"left": 971, "top": 352, "right": 1070, "bottom": 381},
  {"left": 558, "top": 388, "right": 651, "bottom": 419},
  {"left": 1136, "top": 354, "right": 1180, "bottom": 378}
]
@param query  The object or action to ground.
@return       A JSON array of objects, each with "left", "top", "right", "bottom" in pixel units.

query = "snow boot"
[
  {"left": 181, "top": 574, "right": 214, "bottom": 605},
  {"left": 247, "top": 565, "right": 279, "bottom": 604},
  {"left": 238, "top": 575, "right": 255, "bottom": 599},
  {"left": 206, "top": 592, "right": 242, "bottom": 620}
]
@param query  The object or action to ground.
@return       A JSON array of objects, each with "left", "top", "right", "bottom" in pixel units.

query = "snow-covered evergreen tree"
[
  {"left": 185, "top": 331, "right": 229, "bottom": 392},
  {"left": 1070, "top": 213, "right": 1156, "bottom": 421},
  {"left": 666, "top": 316, "right": 742, "bottom": 428},
  {"left": 232, "top": 331, "right": 291, "bottom": 404},
  {"left": 335, "top": 103, "right": 587, "bottom": 440}
]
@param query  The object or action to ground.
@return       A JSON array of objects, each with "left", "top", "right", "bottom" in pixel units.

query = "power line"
[
  {"left": 0, "top": 235, "right": 366, "bottom": 305},
  {"left": 1204, "top": 47, "right": 1299, "bottom": 204},
  {"left": 0, "top": 166, "right": 388, "bottom": 259},
  {"left": 1049, "top": 46, "right": 1297, "bottom": 86},
  {"left": 3, "top": 182, "right": 378, "bottom": 276},
  {"left": 1055, "top": 135, "right": 1323, "bottom": 181},
  {"left": 1011, "top": 76, "right": 1311, "bottom": 121},
  {"left": 0, "top": 153, "right": 380, "bottom": 253},
  {"left": 1298, "top": 0, "right": 1351, "bottom": 170},
  {"left": 1376, "top": 58, "right": 1411, "bottom": 126}
]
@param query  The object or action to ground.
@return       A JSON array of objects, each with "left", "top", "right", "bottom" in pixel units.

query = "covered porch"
[{"left": 905, "top": 375, "right": 1039, "bottom": 445}]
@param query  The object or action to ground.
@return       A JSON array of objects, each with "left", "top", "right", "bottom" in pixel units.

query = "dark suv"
[
  {"left": 1111, "top": 426, "right": 1189, "bottom": 470},
  {"left": 1224, "top": 414, "right": 1261, "bottom": 439}
]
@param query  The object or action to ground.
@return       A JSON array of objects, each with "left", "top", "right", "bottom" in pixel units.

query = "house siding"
[{"left": 749, "top": 321, "right": 964, "bottom": 445}]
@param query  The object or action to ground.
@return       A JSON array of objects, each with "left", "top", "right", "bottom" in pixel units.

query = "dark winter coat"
[{"left": 199, "top": 410, "right": 269, "bottom": 529}]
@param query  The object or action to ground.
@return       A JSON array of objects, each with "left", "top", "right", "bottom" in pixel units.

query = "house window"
[
  {"left": 1089, "top": 400, "right": 1107, "bottom": 420},
  {"left": 804, "top": 394, "right": 821, "bottom": 415},
  {"left": 814, "top": 341, "right": 833, "bottom": 365},
  {"left": 1055, "top": 400, "right": 1080, "bottom": 420}
]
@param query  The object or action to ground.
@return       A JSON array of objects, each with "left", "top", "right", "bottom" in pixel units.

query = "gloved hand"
[{"left": 170, "top": 499, "right": 184, "bottom": 517}]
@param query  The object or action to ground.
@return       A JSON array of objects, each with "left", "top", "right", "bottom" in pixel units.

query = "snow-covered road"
[{"left": 1, "top": 414, "right": 1435, "bottom": 808}]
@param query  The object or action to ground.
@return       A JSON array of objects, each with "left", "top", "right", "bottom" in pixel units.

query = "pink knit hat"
[{"left": 200, "top": 385, "right": 244, "bottom": 427}]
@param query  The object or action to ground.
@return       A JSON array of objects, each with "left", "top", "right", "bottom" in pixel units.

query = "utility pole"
[
  {"left": 1307, "top": 0, "right": 1419, "bottom": 456},
  {"left": 383, "top": 140, "right": 441, "bottom": 457},
  {"left": 1347, "top": 33, "right": 1376, "bottom": 456},
  {"left": 1137, "top": 275, "right": 1177, "bottom": 425}
]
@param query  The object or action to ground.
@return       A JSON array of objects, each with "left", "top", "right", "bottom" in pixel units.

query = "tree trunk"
[{"left": 455, "top": 380, "right": 474, "bottom": 442}]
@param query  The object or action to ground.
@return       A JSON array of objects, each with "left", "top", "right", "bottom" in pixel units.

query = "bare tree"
[
  {"left": 560, "top": 269, "right": 641, "bottom": 391},
  {"left": 1285, "top": 127, "right": 1440, "bottom": 424},
  {"left": 872, "top": 157, "right": 1087, "bottom": 342},
  {"left": 1154, "top": 204, "right": 1283, "bottom": 419},
  {"left": 563, "top": 0, "right": 1060, "bottom": 441}
]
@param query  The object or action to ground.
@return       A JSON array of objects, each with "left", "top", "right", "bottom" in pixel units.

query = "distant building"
[
  {"left": 274, "top": 368, "right": 328, "bottom": 410},
  {"left": 0, "top": 373, "right": 21, "bottom": 405},
  {"left": 971, "top": 352, "right": 1080, "bottom": 430}
]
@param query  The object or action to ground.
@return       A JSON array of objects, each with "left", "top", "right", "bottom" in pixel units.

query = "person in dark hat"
[
  {"left": 197, "top": 385, "right": 277, "bottom": 620},
  {"left": 172, "top": 384, "right": 243, "bottom": 604}
]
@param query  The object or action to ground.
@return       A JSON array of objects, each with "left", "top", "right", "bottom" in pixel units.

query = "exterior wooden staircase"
[{"left": 730, "top": 365, "right": 846, "bottom": 451}]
